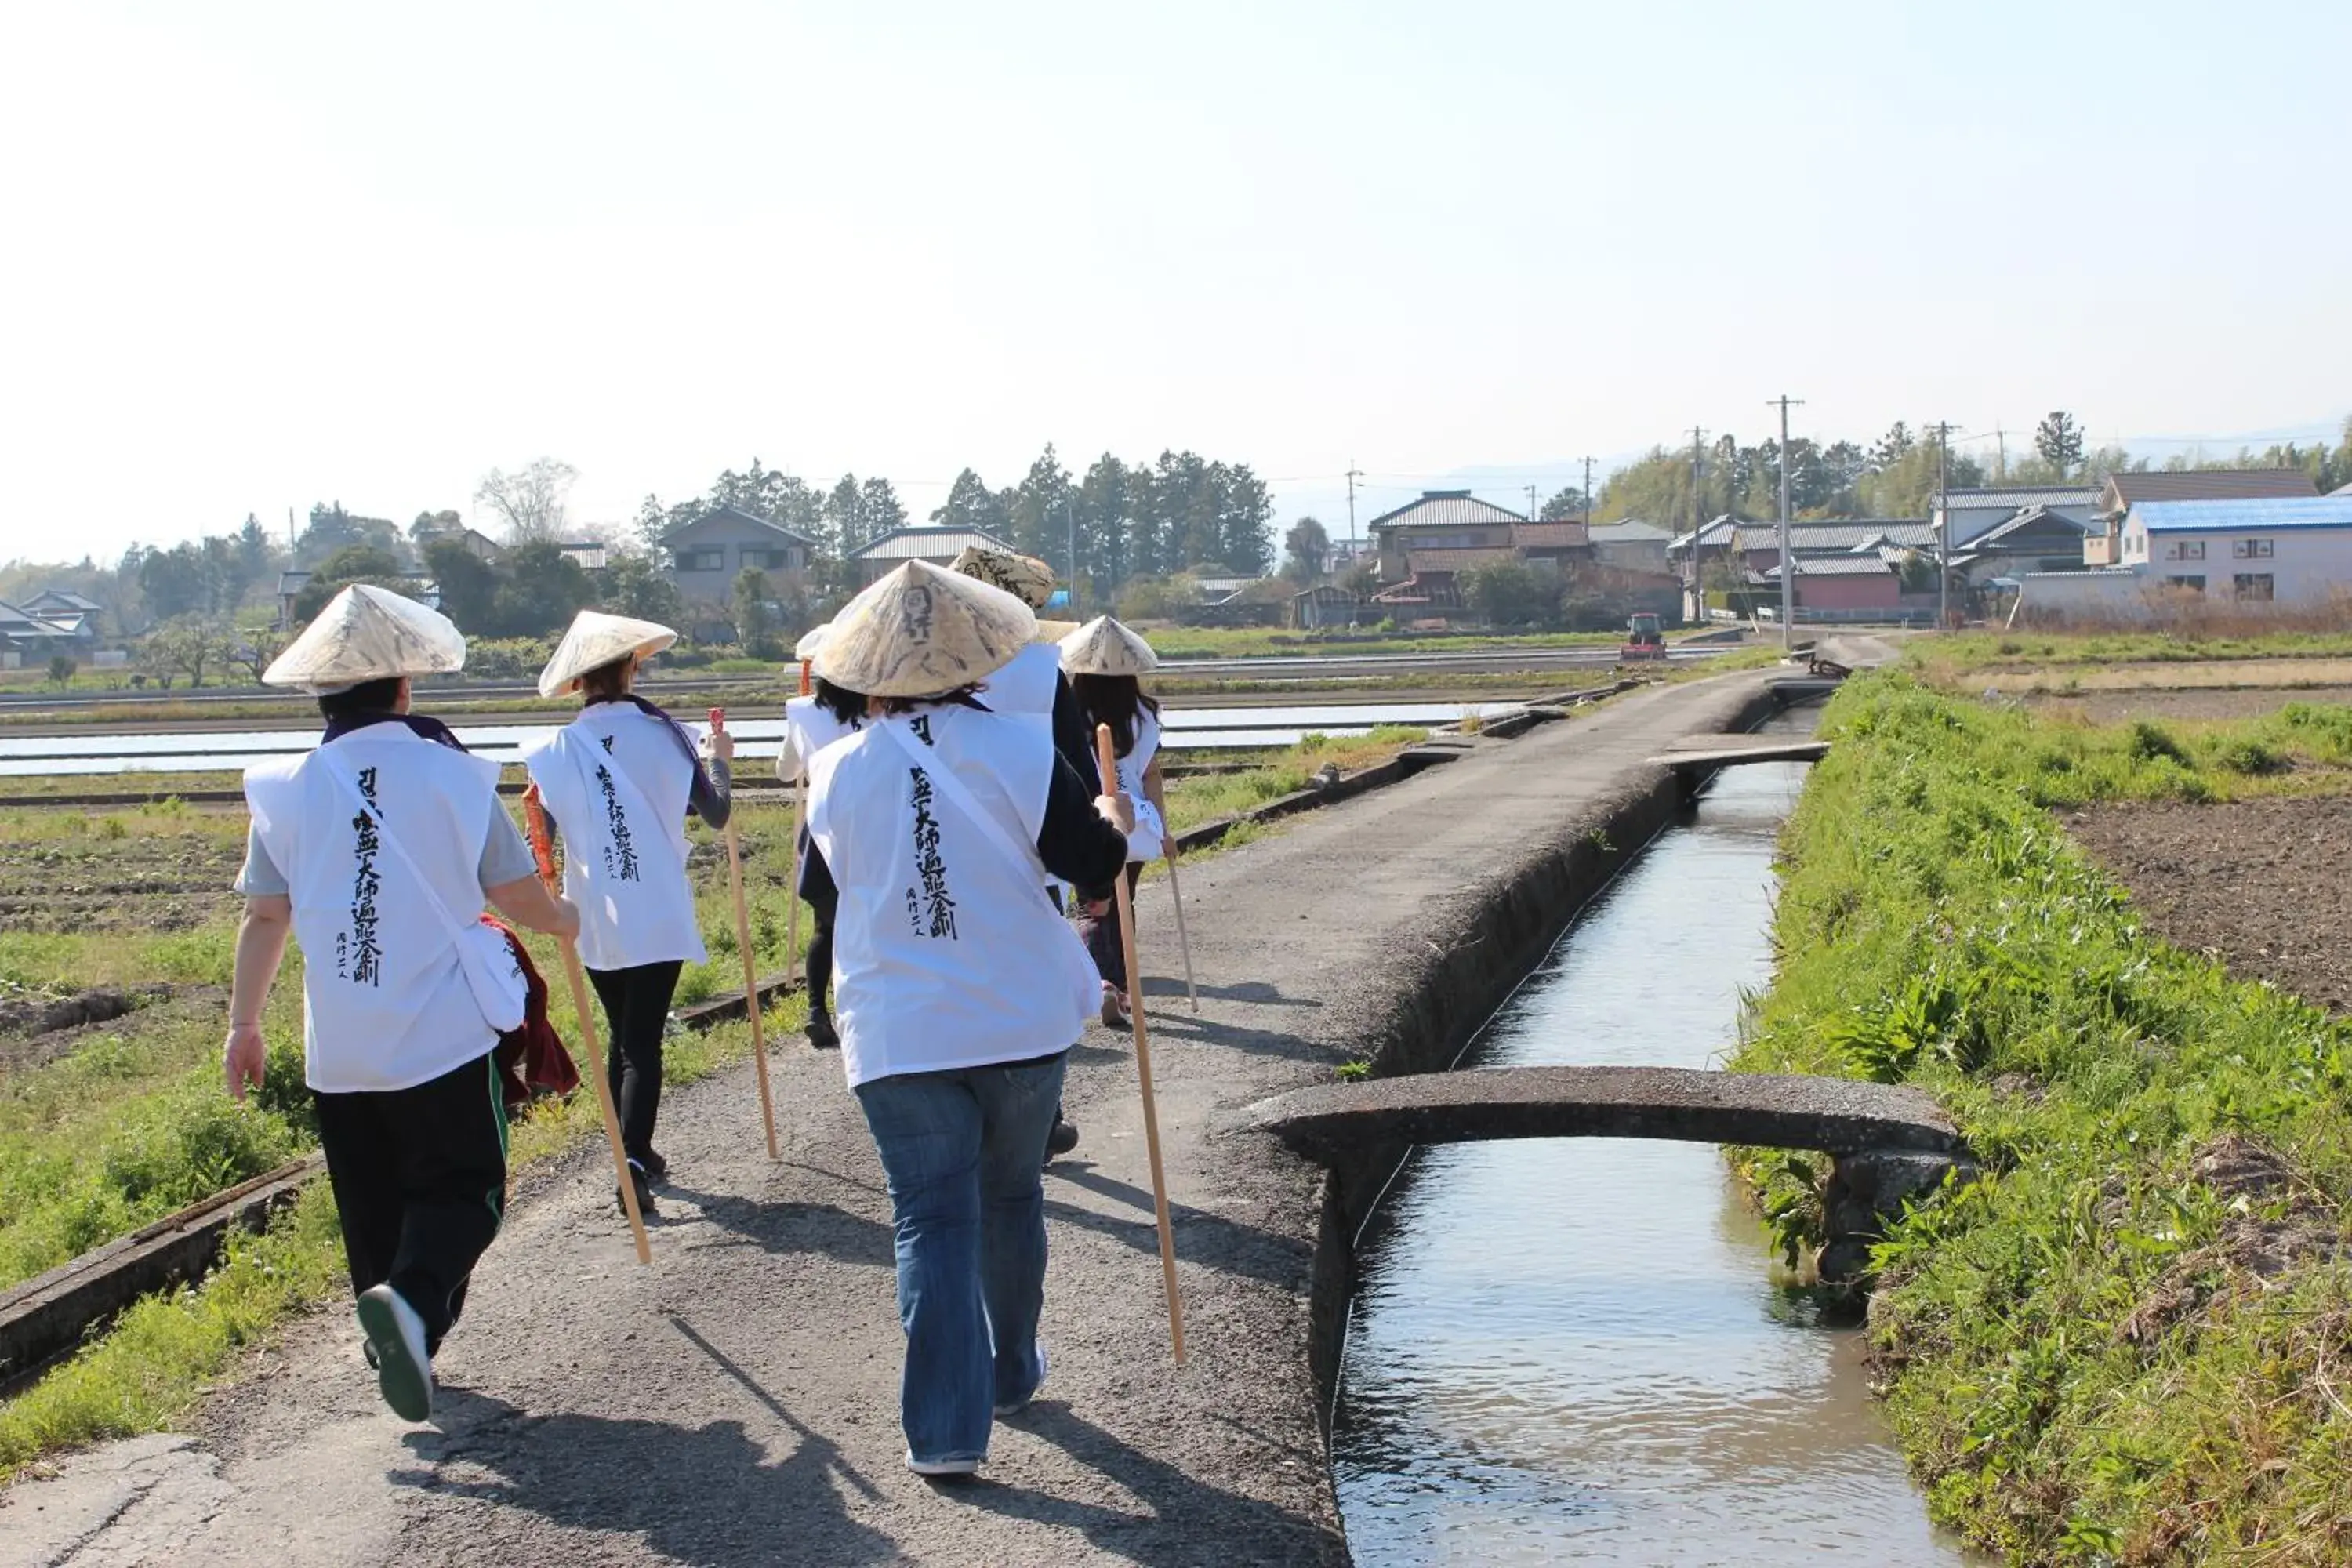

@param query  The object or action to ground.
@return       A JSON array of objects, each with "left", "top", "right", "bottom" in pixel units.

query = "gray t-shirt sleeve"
[
  {"left": 233, "top": 823, "right": 289, "bottom": 898},
  {"left": 480, "top": 802, "right": 538, "bottom": 888}
]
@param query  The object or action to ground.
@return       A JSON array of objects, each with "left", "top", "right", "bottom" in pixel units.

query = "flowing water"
[
  {"left": 0, "top": 701, "right": 1522, "bottom": 776},
  {"left": 1330, "top": 718, "right": 1980, "bottom": 1566}
]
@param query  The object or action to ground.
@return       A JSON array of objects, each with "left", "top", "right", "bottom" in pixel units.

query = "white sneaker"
[
  {"left": 994, "top": 1344, "right": 1049, "bottom": 1417},
  {"left": 355, "top": 1284, "right": 434, "bottom": 1421},
  {"left": 905, "top": 1452, "right": 981, "bottom": 1478}
]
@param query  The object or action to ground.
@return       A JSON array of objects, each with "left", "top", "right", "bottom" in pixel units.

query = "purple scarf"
[{"left": 320, "top": 711, "right": 470, "bottom": 751}]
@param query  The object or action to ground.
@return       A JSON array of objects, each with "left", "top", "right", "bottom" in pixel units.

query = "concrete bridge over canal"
[
  {"left": 1248, "top": 1065, "right": 1975, "bottom": 1286},
  {"left": 1247, "top": 1065, "right": 1961, "bottom": 1160}
]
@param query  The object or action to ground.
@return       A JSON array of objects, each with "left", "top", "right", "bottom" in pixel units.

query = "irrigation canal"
[
  {"left": 1330, "top": 713, "right": 1982, "bottom": 1565},
  {"left": 0, "top": 701, "right": 1521, "bottom": 776}
]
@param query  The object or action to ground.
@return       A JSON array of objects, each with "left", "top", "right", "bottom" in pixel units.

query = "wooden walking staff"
[
  {"left": 709, "top": 710, "right": 780, "bottom": 1160},
  {"left": 1095, "top": 724, "right": 1187, "bottom": 1365},
  {"left": 521, "top": 784, "right": 652, "bottom": 1265},
  {"left": 1161, "top": 846, "right": 1200, "bottom": 1014},
  {"left": 775, "top": 710, "right": 806, "bottom": 990}
]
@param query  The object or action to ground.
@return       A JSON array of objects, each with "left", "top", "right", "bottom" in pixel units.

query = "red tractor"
[{"left": 1619, "top": 612, "right": 1668, "bottom": 664}]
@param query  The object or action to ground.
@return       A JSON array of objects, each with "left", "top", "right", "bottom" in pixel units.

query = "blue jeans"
[{"left": 855, "top": 1051, "right": 1069, "bottom": 1464}]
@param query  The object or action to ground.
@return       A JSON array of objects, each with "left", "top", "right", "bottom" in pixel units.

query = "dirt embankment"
[
  {"left": 2032, "top": 684, "right": 2352, "bottom": 724},
  {"left": 2066, "top": 797, "right": 2352, "bottom": 1018}
]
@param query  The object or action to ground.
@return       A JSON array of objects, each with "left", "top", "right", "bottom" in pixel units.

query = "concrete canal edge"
[{"left": 0, "top": 1158, "right": 322, "bottom": 1395}]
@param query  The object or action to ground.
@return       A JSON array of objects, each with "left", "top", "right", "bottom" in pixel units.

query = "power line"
[{"left": 1931, "top": 421, "right": 1956, "bottom": 633}]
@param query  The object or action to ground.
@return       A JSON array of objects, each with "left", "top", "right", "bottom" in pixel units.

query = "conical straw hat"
[
  {"left": 793, "top": 623, "right": 831, "bottom": 661},
  {"left": 815, "top": 559, "right": 1036, "bottom": 697},
  {"left": 949, "top": 545, "right": 1056, "bottom": 611},
  {"left": 1058, "top": 615, "right": 1159, "bottom": 677},
  {"left": 536, "top": 610, "right": 679, "bottom": 699},
  {"left": 263, "top": 583, "right": 466, "bottom": 694}
]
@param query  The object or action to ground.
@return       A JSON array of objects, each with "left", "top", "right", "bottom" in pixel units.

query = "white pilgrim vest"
[
  {"left": 983, "top": 641, "right": 1064, "bottom": 717},
  {"left": 243, "top": 729, "right": 520, "bottom": 1093},
  {"left": 1114, "top": 707, "right": 1167, "bottom": 863},
  {"left": 775, "top": 695, "right": 859, "bottom": 784},
  {"left": 521, "top": 706, "right": 707, "bottom": 972},
  {"left": 807, "top": 705, "right": 1100, "bottom": 1089}
]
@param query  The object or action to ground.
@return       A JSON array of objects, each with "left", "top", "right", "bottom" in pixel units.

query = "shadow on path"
[
  {"left": 394, "top": 1330, "right": 895, "bottom": 1566},
  {"left": 1142, "top": 1012, "right": 1327, "bottom": 1065},
  {"left": 1138, "top": 978, "right": 1322, "bottom": 1010},
  {"left": 1047, "top": 1164, "right": 1311, "bottom": 1290},
  {"left": 946, "top": 1401, "right": 1343, "bottom": 1567},
  {"left": 660, "top": 1186, "right": 895, "bottom": 1269}
]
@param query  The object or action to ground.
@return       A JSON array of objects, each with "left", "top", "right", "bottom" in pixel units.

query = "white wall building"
[{"left": 2118, "top": 496, "right": 2352, "bottom": 605}]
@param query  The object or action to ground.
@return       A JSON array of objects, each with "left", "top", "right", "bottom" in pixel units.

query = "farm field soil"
[
  {"left": 2065, "top": 796, "right": 2352, "bottom": 1018},
  {"left": 2030, "top": 683, "right": 2352, "bottom": 723},
  {"left": 1971, "top": 656, "right": 2352, "bottom": 695}
]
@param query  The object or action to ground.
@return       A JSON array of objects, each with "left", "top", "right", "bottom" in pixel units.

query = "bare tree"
[
  {"left": 475, "top": 457, "right": 579, "bottom": 544},
  {"left": 227, "top": 626, "right": 285, "bottom": 684},
  {"left": 143, "top": 617, "right": 234, "bottom": 688}
]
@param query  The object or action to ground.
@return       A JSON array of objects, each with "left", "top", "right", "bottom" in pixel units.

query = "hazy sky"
[{"left": 2, "top": 1, "right": 2346, "bottom": 564}]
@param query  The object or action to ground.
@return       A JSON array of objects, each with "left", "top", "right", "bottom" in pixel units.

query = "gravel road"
[{"left": 2, "top": 669, "right": 1780, "bottom": 1568}]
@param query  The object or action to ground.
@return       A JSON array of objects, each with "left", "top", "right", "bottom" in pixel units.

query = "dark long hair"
[
  {"left": 317, "top": 676, "right": 405, "bottom": 722},
  {"left": 812, "top": 677, "right": 989, "bottom": 730},
  {"left": 812, "top": 676, "right": 868, "bottom": 730},
  {"left": 1071, "top": 673, "right": 1158, "bottom": 758}
]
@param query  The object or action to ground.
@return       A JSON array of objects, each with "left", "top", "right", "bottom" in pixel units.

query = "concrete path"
[{"left": 2, "top": 668, "right": 1781, "bottom": 1568}]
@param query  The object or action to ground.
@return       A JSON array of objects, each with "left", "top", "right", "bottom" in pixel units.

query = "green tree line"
[{"left": 635, "top": 445, "right": 1277, "bottom": 592}]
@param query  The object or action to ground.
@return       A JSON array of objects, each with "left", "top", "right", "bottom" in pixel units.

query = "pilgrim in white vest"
[
  {"left": 804, "top": 559, "right": 1134, "bottom": 1478},
  {"left": 946, "top": 545, "right": 1094, "bottom": 780},
  {"left": 225, "top": 585, "right": 581, "bottom": 1424},
  {"left": 1058, "top": 615, "right": 1173, "bottom": 1027},
  {"left": 523, "top": 610, "right": 733, "bottom": 1214},
  {"left": 948, "top": 545, "right": 1096, "bottom": 1160},
  {"left": 775, "top": 622, "right": 862, "bottom": 1051}
]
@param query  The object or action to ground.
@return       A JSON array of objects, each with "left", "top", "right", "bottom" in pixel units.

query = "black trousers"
[
  {"left": 588, "top": 960, "right": 684, "bottom": 1164},
  {"left": 313, "top": 1051, "right": 508, "bottom": 1353},
  {"left": 804, "top": 889, "right": 837, "bottom": 1020},
  {"left": 1077, "top": 865, "right": 1145, "bottom": 991}
]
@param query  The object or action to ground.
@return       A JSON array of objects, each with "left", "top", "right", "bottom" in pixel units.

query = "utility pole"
[
  {"left": 1065, "top": 497, "right": 1079, "bottom": 615},
  {"left": 1526, "top": 484, "right": 1538, "bottom": 521},
  {"left": 1769, "top": 395, "right": 1804, "bottom": 649},
  {"left": 1933, "top": 421, "right": 1955, "bottom": 633},
  {"left": 1581, "top": 456, "right": 1593, "bottom": 527},
  {"left": 1345, "top": 462, "right": 1363, "bottom": 558},
  {"left": 1688, "top": 426, "right": 1708, "bottom": 540}
]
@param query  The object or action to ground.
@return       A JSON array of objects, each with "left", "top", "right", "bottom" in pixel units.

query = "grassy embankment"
[
  {"left": 0, "top": 724, "right": 1422, "bottom": 1480},
  {"left": 1733, "top": 675, "right": 2352, "bottom": 1563}
]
